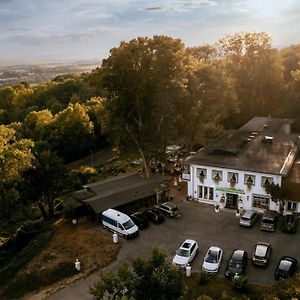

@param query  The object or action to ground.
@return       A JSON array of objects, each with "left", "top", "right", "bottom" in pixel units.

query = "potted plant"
[
  {"left": 230, "top": 174, "right": 237, "bottom": 187},
  {"left": 246, "top": 176, "right": 254, "bottom": 190},
  {"left": 199, "top": 170, "right": 205, "bottom": 183},
  {"left": 213, "top": 172, "right": 221, "bottom": 183}
]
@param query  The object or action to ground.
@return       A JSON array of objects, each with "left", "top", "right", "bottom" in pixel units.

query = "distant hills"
[{"left": 0, "top": 60, "right": 100, "bottom": 88}]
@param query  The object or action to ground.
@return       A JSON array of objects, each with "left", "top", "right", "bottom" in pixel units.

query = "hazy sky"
[{"left": 0, "top": 0, "right": 299, "bottom": 63}]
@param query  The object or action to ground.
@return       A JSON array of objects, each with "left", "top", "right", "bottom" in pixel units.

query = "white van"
[{"left": 101, "top": 209, "right": 139, "bottom": 239}]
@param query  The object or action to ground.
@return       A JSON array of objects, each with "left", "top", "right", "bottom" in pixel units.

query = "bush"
[
  {"left": 199, "top": 271, "right": 210, "bottom": 285},
  {"left": 232, "top": 275, "right": 248, "bottom": 292}
]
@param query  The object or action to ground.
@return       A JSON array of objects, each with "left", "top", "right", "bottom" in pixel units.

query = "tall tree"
[
  {"left": 0, "top": 125, "right": 34, "bottom": 221},
  {"left": 23, "top": 149, "right": 66, "bottom": 219},
  {"left": 48, "top": 103, "right": 95, "bottom": 161},
  {"left": 100, "top": 35, "right": 195, "bottom": 177},
  {"left": 218, "top": 32, "right": 283, "bottom": 125}
]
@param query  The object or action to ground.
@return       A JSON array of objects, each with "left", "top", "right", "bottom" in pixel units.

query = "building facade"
[{"left": 183, "top": 117, "right": 300, "bottom": 213}]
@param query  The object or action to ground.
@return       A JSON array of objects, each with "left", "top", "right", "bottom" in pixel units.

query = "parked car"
[
  {"left": 252, "top": 242, "right": 271, "bottom": 267},
  {"left": 172, "top": 239, "right": 198, "bottom": 269},
  {"left": 239, "top": 210, "right": 260, "bottom": 227},
  {"left": 281, "top": 214, "right": 298, "bottom": 233},
  {"left": 156, "top": 201, "right": 181, "bottom": 218},
  {"left": 202, "top": 246, "right": 223, "bottom": 274},
  {"left": 260, "top": 210, "right": 278, "bottom": 232},
  {"left": 130, "top": 212, "right": 149, "bottom": 230},
  {"left": 225, "top": 249, "right": 248, "bottom": 279},
  {"left": 146, "top": 208, "right": 165, "bottom": 224},
  {"left": 275, "top": 256, "right": 298, "bottom": 280}
]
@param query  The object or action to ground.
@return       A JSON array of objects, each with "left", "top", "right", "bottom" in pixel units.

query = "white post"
[
  {"left": 186, "top": 265, "right": 192, "bottom": 277},
  {"left": 75, "top": 259, "right": 81, "bottom": 271},
  {"left": 113, "top": 232, "right": 118, "bottom": 243}
]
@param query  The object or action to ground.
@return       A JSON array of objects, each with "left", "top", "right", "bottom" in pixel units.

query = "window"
[
  {"left": 197, "top": 185, "right": 214, "bottom": 201},
  {"left": 228, "top": 172, "right": 238, "bottom": 183},
  {"left": 261, "top": 176, "right": 274, "bottom": 187},
  {"left": 244, "top": 174, "right": 255, "bottom": 185},
  {"left": 197, "top": 168, "right": 207, "bottom": 182},
  {"left": 287, "top": 201, "right": 297, "bottom": 212},
  {"left": 253, "top": 194, "right": 270, "bottom": 209},
  {"left": 212, "top": 170, "right": 222, "bottom": 181}
]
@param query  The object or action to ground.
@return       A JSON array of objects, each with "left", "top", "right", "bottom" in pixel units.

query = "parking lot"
[
  {"left": 113, "top": 200, "right": 299, "bottom": 287},
  {"left": 49, "top": 199, "right": 299, "bottom": 300}
]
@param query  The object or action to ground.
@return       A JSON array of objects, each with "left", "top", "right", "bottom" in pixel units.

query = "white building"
[{"left": 183, "top": 117, "right": 300, "bottom": 214}]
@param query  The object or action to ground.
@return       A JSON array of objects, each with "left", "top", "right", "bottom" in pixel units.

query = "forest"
[{"left": 0, "top": 32, "right": 300, "bottom": 229}]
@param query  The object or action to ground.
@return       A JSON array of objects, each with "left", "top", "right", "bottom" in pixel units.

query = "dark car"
[
  {"left": 275, "top": 256, "right": 298, "bottom": 280},
  {"left": 281, "top": 214, "right": 298, "bottom": 233},
  {"left": 156, "top": 201, "right": 181, "bottom": 218},
  {"left": 146, "top": 208, "right": 165, "bottom": 224},
  {"left": 130, "top": 212, "right": 149, "bottom": 230},
  {"left": 225, "top": 249, "right": 248, "bottom": 279},
  {"left": 252, "top": 242, "right": 272, "bottom": 267}
]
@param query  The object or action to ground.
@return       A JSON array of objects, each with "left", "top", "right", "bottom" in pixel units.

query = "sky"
[{"left": 0, "top": 0, "right": 300, "bottom": 63}]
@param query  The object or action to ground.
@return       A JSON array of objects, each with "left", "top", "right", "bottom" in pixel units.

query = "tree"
[
  {"left": 176, "top": 48, "right": 237, "bottom": 150},
  {"left": 0, "top": 125, "right": 34, "bottom": 221},
  {"left": 48, "top": 103, "right": 95, "bottom": 161},
  {"left": 23, "top": 149, "right": 67, "bottom": 219},
  {"left": 100, "top": 36, "right": 195, "bottom": 177},
  {"left": 265, "top": 182, "right": 286, "bottom": 214},
  {"left": 218, "top": 32, "right": 283, "bottom": 125},
  {"left": 90, "top": 248, "right": 184, "bottom": 300}
]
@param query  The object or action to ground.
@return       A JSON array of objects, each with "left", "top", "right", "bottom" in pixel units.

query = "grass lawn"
[{"left": 1, "top": 218, "right": 121, "bottom": 299}]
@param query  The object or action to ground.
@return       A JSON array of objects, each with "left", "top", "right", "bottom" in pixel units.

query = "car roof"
[
  {"left": 255, "top": 243, "right": 269, "bottom": 256},
  {"left": 242, "top": 210, "right": 257, "bottom": 218},
  {"left": 208, "top": 246, "right": 221, "bottom": 252},
  {"left": 232, "top": 249, "right": 246, "bottom": 260}
]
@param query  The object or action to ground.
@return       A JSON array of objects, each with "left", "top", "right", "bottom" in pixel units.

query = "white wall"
[{"left": 187, "top": 164, "right": 281, "bottom": 212}]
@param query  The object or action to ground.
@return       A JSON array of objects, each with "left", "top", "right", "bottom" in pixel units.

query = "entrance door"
[{"left": 225, "top": 193, "right": 238, "bottom": 209}]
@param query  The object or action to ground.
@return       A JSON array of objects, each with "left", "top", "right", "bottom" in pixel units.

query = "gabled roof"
[{"left": 66, "top": 173, "right": 166, "bottom": 214}]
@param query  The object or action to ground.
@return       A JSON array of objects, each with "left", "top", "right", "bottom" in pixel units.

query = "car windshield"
[
  {"left": 122, "top": 220, "right": 135, "bottom": 230},
  {"left": 171, "top": 207, "right": 179, "bottom": 212},
  {"left": 241, "top": 217, "right": 250, "bottom": 221},
  {"left": 229, "top": 259, "right": 242, "bottom": 268},
  {"left": 262, "top": 219, "right": 274, "bottom": 224},
  {"left": 177, "top": 249, "right": 189, "bottom": 257},
  {"left": 205, "top": 250, "right": 218, "bottom": 263}
]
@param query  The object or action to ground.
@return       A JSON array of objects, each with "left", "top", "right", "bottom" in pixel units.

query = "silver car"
[
  {"left": 156, "top": 201, "right": 181, "bottom": 217},
  {"left": 239, "top": 210, "right": 260, "bottom": 227}
]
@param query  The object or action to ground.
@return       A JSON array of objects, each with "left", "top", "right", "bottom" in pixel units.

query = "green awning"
[{"left": 216, "top": 187, "right": 245, "bottom": 195}]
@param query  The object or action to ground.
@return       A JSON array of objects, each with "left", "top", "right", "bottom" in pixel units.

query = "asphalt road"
[{"left": 48, "top": 200, "right": 300, "bottom": 299}]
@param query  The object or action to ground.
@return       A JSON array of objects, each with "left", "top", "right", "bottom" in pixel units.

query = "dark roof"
[
  {"left": 67, "top": 173, "right": 166, "bottom": 214},
  {"left": 282, "top": 159, "right": 300, "bottom": 201},
  {"left": 186, "top": 117, "right": 298, "bottom": 176}
]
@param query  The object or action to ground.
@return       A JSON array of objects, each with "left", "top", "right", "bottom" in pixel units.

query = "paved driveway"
[{"left": 48, "top": 200, "right": 300, "bottom": 299}]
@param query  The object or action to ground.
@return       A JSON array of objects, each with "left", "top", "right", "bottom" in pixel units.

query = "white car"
[
  {"left": 202, "top": 246, "right": 223, "bottom": 274},
  {"left": 172, "top": 239, "right": 198, "bottom": 268}
]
